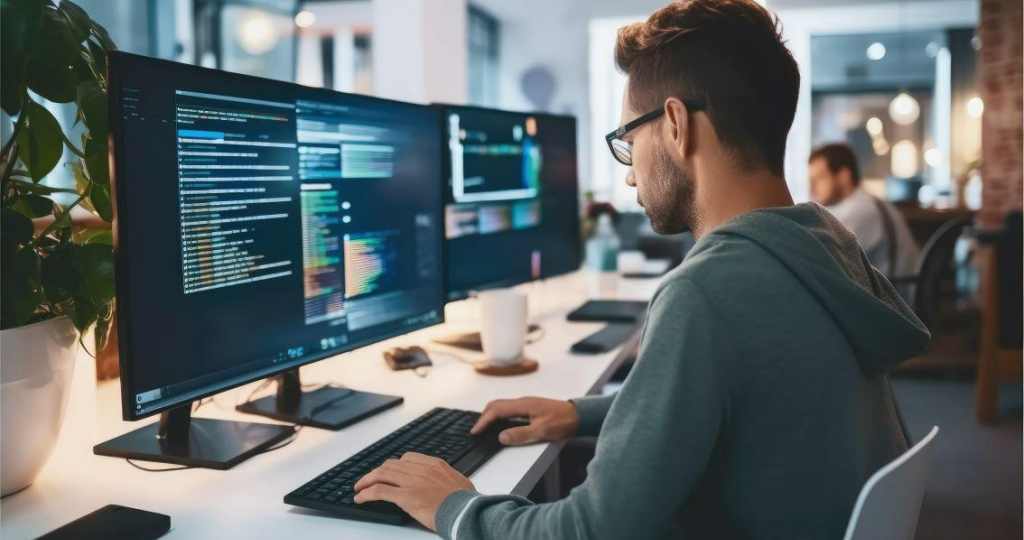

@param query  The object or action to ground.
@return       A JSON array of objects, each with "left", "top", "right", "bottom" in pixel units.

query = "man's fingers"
[
  {"left": 354, "top": 483, "right": 403, "bottom": 504},
  {"left": 355, "top": 459, "right": 430, "bottom": 491},
  {"left": 471, "top": 399, "right": 531, "bottom": 434},
  {"left": 401, "top": 452, "right": 446, "bottom": 466},
  {"left": 498, "top": 425, "right": 539, "bottom": 446}
]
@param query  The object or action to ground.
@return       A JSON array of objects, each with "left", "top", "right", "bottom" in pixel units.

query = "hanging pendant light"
[
  {"left": 888, "top": 2, "right": 920, "bottom": 126},
  {"left": 889, "top": 92, "right": 920, "bottom": 125}
]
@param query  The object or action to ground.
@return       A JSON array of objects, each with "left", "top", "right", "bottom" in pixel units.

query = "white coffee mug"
[{"left": 478, "top": 289, "right": 528, "bottom": 366}]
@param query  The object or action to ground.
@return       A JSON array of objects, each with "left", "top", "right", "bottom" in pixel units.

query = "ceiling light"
[
  {"left": 967, "top": 96, "right": 984, "bottom": 119},
  {"left": 873, "top": 138, "right": 890, "bottom": 156},
  {"left": 866, "top": 42, "right": 887, "bottom": 61},
  {"left": 295, "top": 10, "right": 316, "bottom": 28},
  {"left": 891, "top": 140, "right": 919, "bottom": 178},
  {"left": 889, "top": 92, "right": 920, "bottom": 125},
  {"left": 237, "top": 10, "right": 279, "bottom": 55},
  {"left": 924, "top": 147, "right": 942, "bottom": 168},
  {"left": 866, "top": 116, "right": 884, "bottom": 136}
]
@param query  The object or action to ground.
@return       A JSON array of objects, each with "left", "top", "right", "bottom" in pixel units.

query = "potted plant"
[{"left": 1, "top": 0, "right": 116, "bottom": 496}]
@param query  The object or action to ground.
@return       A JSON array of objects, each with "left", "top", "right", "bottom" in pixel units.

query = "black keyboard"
[{"left": 284, "top": 407, "right": 524, "bottom": 524}]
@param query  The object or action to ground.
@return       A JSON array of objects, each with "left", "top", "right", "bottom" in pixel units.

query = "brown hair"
[
  {"left": 615, "top": 0, "right": 799, "bottom": 175},
  {"left": 809, "top": 143, "right": 861, "bottom": 186}
]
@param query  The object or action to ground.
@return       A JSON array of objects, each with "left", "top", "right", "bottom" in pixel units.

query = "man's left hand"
[{"left": 354, "top": 452, "right": 475, "bottom": 531}]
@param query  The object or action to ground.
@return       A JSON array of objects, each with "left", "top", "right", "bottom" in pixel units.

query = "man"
[
  {"left": 353, "top": 1, "right": 930, "bottom": 538},
  {"left": 809, "top": 142, "right": 921, "bottom": 278}
]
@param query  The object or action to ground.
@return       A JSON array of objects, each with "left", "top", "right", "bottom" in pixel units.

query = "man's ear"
[
  {"left": 837, "top": 167, "right": 854, "bottom": 192},
  {"left": 663, "top": 97, "right": 691, "bottom": 159}
]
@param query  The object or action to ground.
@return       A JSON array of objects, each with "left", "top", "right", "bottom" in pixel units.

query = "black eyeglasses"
[{"left": 605, "top": 99, "right": 705, "bottom": 166}]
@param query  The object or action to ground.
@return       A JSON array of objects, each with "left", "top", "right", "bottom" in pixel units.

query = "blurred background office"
[{"left": 9, "top": 0, "right": 1019, "bottom": 538}]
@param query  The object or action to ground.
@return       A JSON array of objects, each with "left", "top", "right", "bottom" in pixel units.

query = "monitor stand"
[
  {"left": 235, "top": 369, "right": 403, "bottom": 430},
  {"left": 432, "top": 324, "right": 542, "bottom": 352},
  {"left": 93, "top": 404, "right": 294, "bottom": 469}
]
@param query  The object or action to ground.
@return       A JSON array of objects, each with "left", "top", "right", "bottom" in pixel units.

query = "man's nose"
[{"left": 625, "top": 169, "right": 636, "bottom": 187}]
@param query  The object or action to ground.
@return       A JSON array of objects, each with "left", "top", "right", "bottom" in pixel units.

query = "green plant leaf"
[
  {"left": 12, "top": 193, "right": 54, "bottom": 218},
  {"left": 16, "top": 100, "right": 64, "bottom": 181},
  {"left": 9, "top": 177, "right": 78, "bottom": 195},
  {"left": 86, "top": 39, "right": 108, "bottom": 84},
  {"left": 69, "top": 160, "right": 97, "bottom": 214},
  {"left": 75, "top": 228, "right": 112, "bottom": 245},
  {"left": 94, "top": 309, "right": 113, "bottom": 352},
  {"left": 84, "top": 136, "right": 108, "bottom": 186},
  {"left": 56, "top": 0, "right": 90, "bottom": 42},
  {"left": 76, "top": 242, "right": 115, "bottom": 302},
  {"left": 89, "top": 182, "right": 112, "bottom": 222},
  {"left": 2, "top": 207, "right": 34, "bottom": 245},
  {"left": 76, "top": 80, "right": 107, "bottom": 140},
  {"left": 89, "top": 21, "right": 116, "bottom": 51},
  {"left": 1, "top": 245, "right": 43, "bottom": 328},
  {"left": 67, "top": 294, "right": 97, "bottom": 332},
  {"left": 0, "top": 0, "right": 44, "bottom": 116},
  {"left": 27, "top": 7, "right": 80, "bottom": 103},
  {"left": 40, "top": 244, "right": 76, "bottom": 304}
]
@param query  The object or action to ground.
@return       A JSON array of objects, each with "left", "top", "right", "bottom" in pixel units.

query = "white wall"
[{"left": 373, "top": 0, "right": 467, "bottom": 104}]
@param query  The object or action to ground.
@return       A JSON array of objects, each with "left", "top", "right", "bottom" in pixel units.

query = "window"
[{"left": 468, "top": 5, "right": 500, "bottom": 107}]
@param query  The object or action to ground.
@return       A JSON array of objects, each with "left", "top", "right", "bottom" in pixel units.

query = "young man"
[
  {"left": 353, "top": 1, "right": 931, "bottom": 538},
  {"left": 809, "top": 142, "right": 921, "bottom": 278}
]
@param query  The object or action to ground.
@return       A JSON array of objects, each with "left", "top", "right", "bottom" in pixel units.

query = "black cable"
[{"left": 126, "top": 459, "right": 194, "bottom": 472}]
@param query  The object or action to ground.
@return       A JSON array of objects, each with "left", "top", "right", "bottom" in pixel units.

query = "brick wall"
[{"left": 979, "top": 0, "right": 1023, "bottom": 229}]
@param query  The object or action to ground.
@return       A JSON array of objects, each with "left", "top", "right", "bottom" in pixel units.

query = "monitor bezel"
[
  {"left": 434, "top": 103, "right": 582, "bottom": 302},
  {"left": 108, "top": 51, "right": 447, "bottom": 422}
]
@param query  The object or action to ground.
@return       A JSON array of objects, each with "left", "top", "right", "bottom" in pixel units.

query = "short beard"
[{"left": 645, "top": 138, "right": 697, "bottom": 235}]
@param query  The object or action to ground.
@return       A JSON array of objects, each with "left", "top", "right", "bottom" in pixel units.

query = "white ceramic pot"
[{"left": 1, "top": 316, "right": 78, "bottom": 496}]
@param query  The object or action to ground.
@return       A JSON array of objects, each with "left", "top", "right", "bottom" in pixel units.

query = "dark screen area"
[
  {"left": 110, "top": 53, "right": 444, "bottom": 419},
  {"left": 442, "top": 106, "right": 581, "bottom": 300}
]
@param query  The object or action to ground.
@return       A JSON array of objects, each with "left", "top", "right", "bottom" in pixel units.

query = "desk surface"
[{"left": 1, "top": 271, "right": 661, "bottom": 539}]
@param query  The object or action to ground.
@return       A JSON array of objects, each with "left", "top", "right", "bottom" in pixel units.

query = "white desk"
[{"left": 1, "top": 271, "right": 661, "bottom": 539}]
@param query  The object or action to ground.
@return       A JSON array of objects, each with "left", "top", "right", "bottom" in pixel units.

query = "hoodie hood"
[{"left": 707, "top": 203, "right": 931, "bottom": 375}]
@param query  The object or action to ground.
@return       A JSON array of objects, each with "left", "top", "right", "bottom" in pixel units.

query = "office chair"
[
  {"left": 890, "top": 216, "right": 973, "bottom": 332},
  {"left": 975, "top": 211, "right": 1023, "bottom": 423},
  {"left": 843, "top": 426, "right": 940, "bottom": 540}
]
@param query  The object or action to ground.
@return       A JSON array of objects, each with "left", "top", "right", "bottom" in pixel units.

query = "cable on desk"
[{"left": 126, "top": 459, "right": 194, "bottom": 472}]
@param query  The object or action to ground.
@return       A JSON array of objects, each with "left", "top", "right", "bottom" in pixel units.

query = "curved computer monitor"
[
  {"left": 438, "top": 105, "right": 582, "bottom": 301},
  {"left": 98, "top": 52, "right": 445, "bottom": 468}
]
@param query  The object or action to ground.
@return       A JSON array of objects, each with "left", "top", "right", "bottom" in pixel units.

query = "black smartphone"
[{"left": 38, "top": 504, "right": 170, "bottom": 540}]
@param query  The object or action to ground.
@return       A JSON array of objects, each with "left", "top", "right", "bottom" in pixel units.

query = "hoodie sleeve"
[{"left": 434, "top": 277, "right": 731, "bottom": 540}]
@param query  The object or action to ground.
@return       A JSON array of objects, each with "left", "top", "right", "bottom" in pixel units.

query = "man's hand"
[
  {"left": 354, "top": 452, "right": 473, "bottom": 531},
  {"left": 471, "top": 397, "right": 579, "bottom": 445}
]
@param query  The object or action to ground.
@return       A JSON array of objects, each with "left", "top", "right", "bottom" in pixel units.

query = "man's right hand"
[{"left": 471, "top": 397, "right": 580, "bottom": 445}]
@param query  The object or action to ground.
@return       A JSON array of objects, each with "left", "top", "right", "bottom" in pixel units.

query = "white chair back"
[{"left": 843, "top": 426, "right": 939, "bottom": 540}]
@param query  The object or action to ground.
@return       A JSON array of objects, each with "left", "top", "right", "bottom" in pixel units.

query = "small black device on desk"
[
  {"left": 284, "top": 407, "right": 527, "bottom": 524},
  {"left": 38, "top": 504, "right": 170, "bottom": 540},
  {"left": 566, "top": 300, "right": 648, "bottom": 323},
  {"left": 383, "top": 346, "right": 433, "bottom": 370},
  {"left": 570, "top": 323, "right": 638, "bottom": 354}
]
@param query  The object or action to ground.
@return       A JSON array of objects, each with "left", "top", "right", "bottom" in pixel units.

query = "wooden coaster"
[{"left": 474, "top": 357, "right": 539, "bottom": 376}]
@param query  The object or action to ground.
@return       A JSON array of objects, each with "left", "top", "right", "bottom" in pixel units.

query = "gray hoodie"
[{"left": 435, "top": 203, "right": 931, "bottom": 540}]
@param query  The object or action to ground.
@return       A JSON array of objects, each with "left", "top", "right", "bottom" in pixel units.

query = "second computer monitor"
[{"left": 442, "top": 106, "right": 581, "bottom": 300}]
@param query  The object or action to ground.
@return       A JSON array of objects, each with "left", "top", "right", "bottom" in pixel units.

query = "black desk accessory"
[
  {"left": 384, "top": 346, "right": 433, "bottom": 370},
  {"left": 570, "top": 323, "right": 638, "bottom": 354},
  {"left": 566, "top": 300, "right": 648, "bottom": 323},
  {"left": 38, "top": 504, "right": 170, "bottom": 540}
]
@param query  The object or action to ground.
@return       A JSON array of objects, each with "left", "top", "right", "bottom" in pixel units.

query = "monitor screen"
[
  {"left": 109, "top": 53, "right": 444, "bottom": 420},
  {"left": 442, "top": 106, "right": 581, "bottom": 300}
]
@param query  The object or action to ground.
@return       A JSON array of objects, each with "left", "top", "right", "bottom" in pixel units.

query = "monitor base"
[
  {"left": 93, "top": 405, "right": 294, "bottom": 470},
  {"left": 235, "top": 369, "right": 403, "bottom": 430}
]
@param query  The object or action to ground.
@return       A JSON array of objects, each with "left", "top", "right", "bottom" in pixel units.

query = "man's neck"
[{"left": 692, "top": 164, "right": 794, "bottom": 240}]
